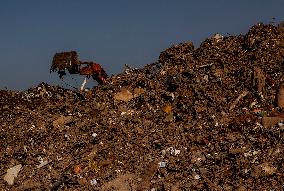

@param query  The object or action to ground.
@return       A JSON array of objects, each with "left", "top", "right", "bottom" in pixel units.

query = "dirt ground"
[{"left": 1, "top": 23, "right": 284, "bottom": 190}]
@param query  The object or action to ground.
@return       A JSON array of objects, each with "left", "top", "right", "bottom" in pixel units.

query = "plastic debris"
[
  {"left": 36, "top": 157, "right": 51, "bottom": 169},
  {"left": 4, "top": 164, "right": 22, "bottom": 185},
  {"left": 37, "top": 160, "right": 50, "bottom": 169},
  {"left": 90, "top": 178, "right": 98, "bottom": 186},
  {"left": 159, "top": 162, "right": 167, "bottom": 168},
  {"left": 194, "top": 174, "right": 201, "bottom": 180},
  {"left": 167, "top": 147, "right": 181, "bottom": 156}
]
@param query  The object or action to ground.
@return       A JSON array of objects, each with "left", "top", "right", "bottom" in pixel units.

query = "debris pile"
[{"left": 1, "top": 23, "right": 284, "bottom": 190}]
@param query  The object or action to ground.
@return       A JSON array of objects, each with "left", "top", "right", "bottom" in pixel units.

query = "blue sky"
[{"left": 1, "top": 1, "right": 284, "bottom": 90}]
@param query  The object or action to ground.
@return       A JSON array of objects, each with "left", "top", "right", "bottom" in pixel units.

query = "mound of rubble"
[{"left": 1, "top": 23, "right": 284, "bottom": 190}]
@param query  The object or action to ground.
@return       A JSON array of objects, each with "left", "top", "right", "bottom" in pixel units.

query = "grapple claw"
[{"left": 50, "top": 51, "right": 108, "bottom": 86}]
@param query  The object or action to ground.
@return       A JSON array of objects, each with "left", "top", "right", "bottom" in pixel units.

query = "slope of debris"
[{"left": 1, "top": 23, "right": 284, "bottom": 190}]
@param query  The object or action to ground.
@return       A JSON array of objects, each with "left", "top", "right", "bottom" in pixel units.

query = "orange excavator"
[{"left": 50, "top": 51, "right": 108, "bottom": 90}]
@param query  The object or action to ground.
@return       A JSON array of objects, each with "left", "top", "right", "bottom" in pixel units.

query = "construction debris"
[{"left": 1, "top": 22, "right": 284, "bottom": 190}]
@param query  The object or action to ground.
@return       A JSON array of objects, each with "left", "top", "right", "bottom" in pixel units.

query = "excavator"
[{"left": 50, "top": 51, "right": 108, "bottom": 90}]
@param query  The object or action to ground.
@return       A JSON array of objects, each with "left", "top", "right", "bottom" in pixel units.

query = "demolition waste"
[{"left": 1, "top": 23, "right": 284, "bottom": 190}]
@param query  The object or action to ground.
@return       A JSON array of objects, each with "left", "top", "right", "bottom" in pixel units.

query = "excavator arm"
[{"left": 50, "top": 51, "right": 108, "bottom": 86}]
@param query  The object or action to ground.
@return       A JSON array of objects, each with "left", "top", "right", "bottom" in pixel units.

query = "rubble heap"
[{"left": 1, "top": 23, "right": 284, "bottom": 190}]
